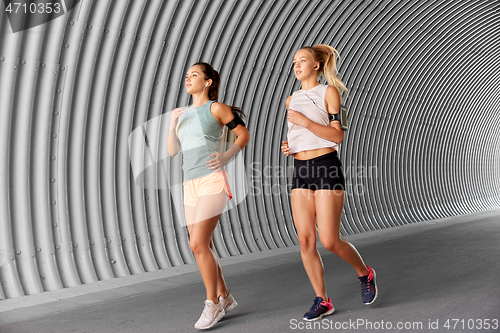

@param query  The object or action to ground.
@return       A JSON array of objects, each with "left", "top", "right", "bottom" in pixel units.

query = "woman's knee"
[
  {"left": 322, "top": 238, "right": 343, "bottom": 255},
  {"left": 189, "top": 238, "right": 210, "bottom": 256},
  {"left": 298, "top": 233, "right": 317, "bottom": 253}
]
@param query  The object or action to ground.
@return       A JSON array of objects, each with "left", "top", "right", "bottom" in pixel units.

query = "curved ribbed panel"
[{"left": 0, "top": 0, "right": 498, "bottom": 299}]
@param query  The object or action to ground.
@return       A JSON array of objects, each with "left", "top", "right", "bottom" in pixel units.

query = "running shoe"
[
  {"left": 194, "top": 300, "right": 225, "bottom": 329},
  {"left": 303, "top": 296, "right": 335, "bottom": 321},
  {"left": 219, "top": 292, "right": 238, "bottom": 313},
  {"left": 358, "top": 266, "right": 378, "bottom": 305}
]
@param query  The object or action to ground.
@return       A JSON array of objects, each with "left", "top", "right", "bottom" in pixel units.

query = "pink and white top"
[{"left": 287, "top": 84, "right": 338, "bottom": 154}]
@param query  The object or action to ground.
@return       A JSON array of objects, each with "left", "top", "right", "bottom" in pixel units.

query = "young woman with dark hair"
[{"left": 167, "top": 62, "right": 250, "bottom": 329}]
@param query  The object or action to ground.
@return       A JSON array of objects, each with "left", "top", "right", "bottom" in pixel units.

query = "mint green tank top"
[{"left": 177, "top": 100, "right": 224, "bottom": 180}]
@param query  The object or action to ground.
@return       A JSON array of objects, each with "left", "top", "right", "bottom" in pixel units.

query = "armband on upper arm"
[
  {"left": 226, "top": 109, "right": 246, "bottom": 130},
  {"left": 328, "top": 112, "right": 341, "bottom": 123},
  {"left": 328, "top": 105, "right": 348, "bottom": 131}
]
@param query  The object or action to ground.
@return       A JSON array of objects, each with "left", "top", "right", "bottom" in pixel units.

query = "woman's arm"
[
  {"left": 282, "top": 96, "right": 293, "bottom": 156},
  {"left": 207, "top": 102, "right": 251, "bottom": 171},
  {"left": 287, "top": 86, "right": 344, "bottom": 143},
  {"left": 212, "top": 102, "right": 250, "bottom": 150},
  {"left": 285, "top": 95, "right": 292, "bottom": 110}
]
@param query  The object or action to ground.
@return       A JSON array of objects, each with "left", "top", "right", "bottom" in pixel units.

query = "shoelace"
[
  {"left": 359, "top": 267, "right": 374, "bottom": 292},
  {"left": 359, "top": 281, "right": 368, "bottom": 293},
  {"left": 201, "top": 302, "right": 218, "bottom": 320},
  {"left": 310, "top": 298, "right": 323, "bottom": 311}
]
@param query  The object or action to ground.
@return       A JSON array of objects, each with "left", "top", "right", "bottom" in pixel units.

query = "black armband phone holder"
[
  {"left": 226, "top": 109, "right": 246, "bottom": 130},
  {"left": 328, "top": 105, "right": 348, "bottom": 131}
]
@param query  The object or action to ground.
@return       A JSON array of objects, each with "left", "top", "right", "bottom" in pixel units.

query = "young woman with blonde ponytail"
[{"left": 281, "top": 45, "right": 378, "bottom": 321}]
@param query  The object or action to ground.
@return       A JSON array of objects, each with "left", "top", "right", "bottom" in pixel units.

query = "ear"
[
  {"left": 206, "top": 80, "right": 212, "bottom": 87},
  {"left": 314, "top": 63, "right": 320, "bottom": 70}
]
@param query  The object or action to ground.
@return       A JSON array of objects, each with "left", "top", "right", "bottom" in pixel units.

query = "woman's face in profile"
[
  {"left": 293, "top": 49, "right": 316, "bottom": 81},
  {"left": 185, "top": 65, "right": 207, "bottom": 94}
]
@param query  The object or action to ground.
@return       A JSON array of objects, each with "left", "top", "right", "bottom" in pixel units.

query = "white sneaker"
[
  {"left": 219, "top": 292, "right": 238, "bottom": 313},
  {"left": 194, "top": 300, "right": 225, "bottom": 329}
]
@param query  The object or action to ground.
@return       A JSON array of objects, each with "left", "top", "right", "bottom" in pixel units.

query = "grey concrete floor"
[{"left": 1, "top": 209, "right": 499, "bottom": 333}]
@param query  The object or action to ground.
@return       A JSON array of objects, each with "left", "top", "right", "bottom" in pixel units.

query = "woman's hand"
[
  {"left": 167, "top": 107, "right": 187, "bottom": 157},
  {"left": 206, "top": 152, "right": 230, "bottom": 171},
  {"left": 287, "top": 109, "right": 310, "bottom": 128},
  {"left": 281, "top": 141, "right": 291, "bottom": 156},
  {"left": 170, "top": 107, "right": 186, "bottom": 129}
]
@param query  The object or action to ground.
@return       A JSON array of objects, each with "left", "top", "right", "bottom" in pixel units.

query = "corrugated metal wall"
[{"left": 0, "top": 0, "right": 499, "bottom": 300}]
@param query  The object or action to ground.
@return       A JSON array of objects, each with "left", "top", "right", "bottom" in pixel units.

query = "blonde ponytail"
[{"left": 302, "top": 45, "right": 348, "bottom": 101}]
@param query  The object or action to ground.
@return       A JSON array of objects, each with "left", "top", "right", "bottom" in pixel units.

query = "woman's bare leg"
[
  {"left": 291, "top": 188, "right": 328, "bottom": 300},
  {"left": 315, "top": 190, "right": 369, "bottom": 276}
]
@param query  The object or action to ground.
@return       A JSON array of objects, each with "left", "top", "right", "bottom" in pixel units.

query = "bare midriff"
[{"left": 293, "top": 146, "right": 336, "bottom": 160}]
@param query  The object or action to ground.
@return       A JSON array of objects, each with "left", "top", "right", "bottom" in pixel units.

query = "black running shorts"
[{"left": 291, "top": 151, "right": 345, "bottom": 191}]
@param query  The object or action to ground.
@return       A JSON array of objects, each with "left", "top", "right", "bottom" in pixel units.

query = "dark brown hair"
[{"left": 192, "top": 62, "right": 246, "bottom": 119}]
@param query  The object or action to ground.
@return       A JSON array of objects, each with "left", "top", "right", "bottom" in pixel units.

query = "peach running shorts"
[{"left": 183, "top": 169, "right": 233, "bottom": 206}]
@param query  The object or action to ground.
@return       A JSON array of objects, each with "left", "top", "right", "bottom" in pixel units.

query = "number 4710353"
[{"left": 5, "top": 2, "right": 63, "bottom": 15}]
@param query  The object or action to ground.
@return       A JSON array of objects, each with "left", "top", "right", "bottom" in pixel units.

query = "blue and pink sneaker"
[
  {"left": 358, "top": 266, "right": 378, "bottom": 305},
  {"left": 303, "top": 296, "right": 335, "bottom": 321}
]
